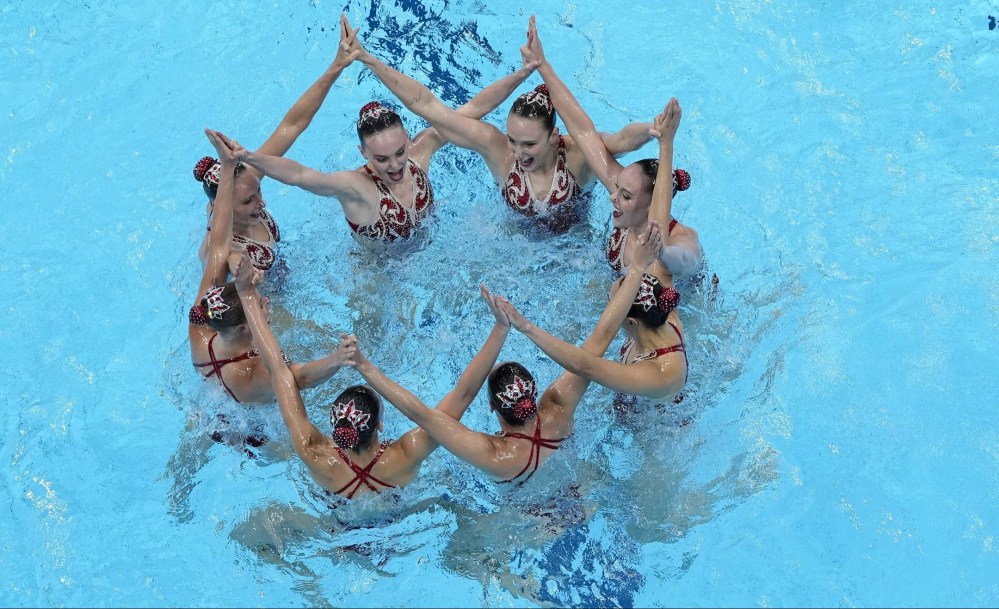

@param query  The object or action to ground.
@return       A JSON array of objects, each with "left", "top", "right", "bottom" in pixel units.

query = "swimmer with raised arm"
[
  {"left": 523, "top": 16, "right": 703, "bottom": 281},
  {"left": 350, "top": 226, "right": 663, "bottom": 484},
  {"left": 340, "top": 15, "right": 656, "bottom": 234},
  {"left": 227, "top": 14, "right": 540, "bottom": 243},
  {"left": 499, "top": 107, "right": 691, "bottom": 402},
  {"left": 237, "top": 274, "right": 514, "bottom": 498},
  {"left": 193, "top": 18, "right": 362, "bottom": 271},
  {"left": 189, "top": 130, "right": 351, "bottom": 405}
]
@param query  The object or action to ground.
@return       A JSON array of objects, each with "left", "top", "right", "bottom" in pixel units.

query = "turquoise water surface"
[{"left": 2, "top": 0, "right": 998, "bottom": 607}]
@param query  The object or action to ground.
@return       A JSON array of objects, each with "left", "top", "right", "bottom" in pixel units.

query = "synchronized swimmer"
[{"left": 187, "top": 14, "right": 703, "bottom": 496}]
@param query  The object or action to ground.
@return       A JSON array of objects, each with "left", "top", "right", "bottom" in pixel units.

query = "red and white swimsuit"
[
  {"left": 503, "top": 136, "right": 581, "bottom": 220},
  {"left": 348, "top": 160, "right": 434, "bottom": 242},
  {"left": 208, "top": 208, "right": 280, "bottom": 271},
  {"left": 606, "top": 217, "right": 678, "bottom": 276}
]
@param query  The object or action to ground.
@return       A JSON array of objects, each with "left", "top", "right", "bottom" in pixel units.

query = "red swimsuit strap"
[
  {"left": 333, "top": 443, "right": 397, "bottom": 499},
  {"left": 668, "top": 217, "right": 678, "bottom": 234},
  {"left": 193, "top": 334, "right": 255, "bottom": 402},
  {"left": 497, "top": 417, "right": 565, "bottom": 485}
]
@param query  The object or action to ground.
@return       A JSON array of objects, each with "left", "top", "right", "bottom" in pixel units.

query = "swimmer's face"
[
  {"left": 232, "top": 172, "right": 265, "bottom": 223},
  {"left": 360, "top": 126, "right": 411, "bottom": 184},
  {"left": 506, "top": 114, "right": 556, "bottom": 172},
  {"left": 609, "top": 164, "right": 651, "bottom": 228}
]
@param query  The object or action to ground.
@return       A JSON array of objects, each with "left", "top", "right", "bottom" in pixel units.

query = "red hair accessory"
[
  {"left": 519, "top": 84, "right": 553, "bottom": 115},
  {"left": 203, "top": 285, "right": 230, "bottom": 320},
  {"left": 333, "top": 426, "right": 360, "bottom": 450},
  {"left": 658, "top": 286, "right": 680, "bottom": 316},
  {"left": 672, "top": 169, "right": 691, "bottom": 195},
  {"left": 512, "top": 397, "right": 537, "bottom": 421},
  {"left": 189, "top": 304, "right": 210, "bottom": 326},
  {"left": 194, "top": 156, "right": 218, "bottom": 183},
  {"left": 634, "top": 274, "right": 660, "bottom": 312},
  {"left": 358, "top": 101, "right": 391, "bottom": 126},
  {"left": 331, "top": 399, "right": 371, "bottom": 431},
  {"left": 496, "top": 375, "right": 537, "bottom": 412}
]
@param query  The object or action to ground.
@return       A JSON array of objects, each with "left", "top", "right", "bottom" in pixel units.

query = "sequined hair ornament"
[
  {"left": 357, "top": 101, "right": 391, "bottom": 127},
  {"left": 673, "top": 168, "right": 691, "bottom": 195},
  {"left": 496, "top": 375, "right": 538, "bottom": 421},
  {"left": 518, "top": 84, "right": 553, "bottom": 115},
  {"left": 330, "top": 398, "right": 370, "bottom": 445},
  {"left": 634, "top": 274, "right": 680, "bottom": 315},
  {"left": 203, "top": 285, "right": 231, "bottom": 320},
  {"left": 188, "top": 304, "right": 210, "bottom": 326},
  {"left": 193, "top": 156, "right": 221, "bottom": 188}
]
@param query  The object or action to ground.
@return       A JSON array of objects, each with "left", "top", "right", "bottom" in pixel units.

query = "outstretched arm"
[
  {"left": 351, "top": 340, "right": 506, "bottom": 476},
  {"left": 524, "top": 16, "right": 622, "bottom": 190},
  {"left": 501, "top": 223, "right": 675, "bottom": 398},
  {"left": 253, "top": 16, "right": 360, "bottom": 159},
  {"left": 413, "top": 58, "right": 539, "bottom": 158},
  {"left": 599, "top": 122, "right": 654, "bottom": 158},
  {"left": 341, "top": 15, "right": 507, "bottom": 167},
  {"left": 196, "top": 129, "right": 238, "bottom": 301},
  {"left": 232, "top": 257, "right": 325, "bottom": 458},
  {"left": 648, "top": 100, "right": 703, "bottom": 277},
  {"left": 289, "top": 340, "right": 353, "bottom": 390}
]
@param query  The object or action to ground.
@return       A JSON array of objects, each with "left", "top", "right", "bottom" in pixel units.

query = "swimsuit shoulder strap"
[
  {"left": 333, "top": 444, "right": 397, "bottom": 499},
  {"left": 497, "top": 417, "right": 565, "bottom": 485}
]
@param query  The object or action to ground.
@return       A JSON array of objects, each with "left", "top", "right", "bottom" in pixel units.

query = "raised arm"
[
  {"left": 501, "top": 223, "right": 674, "bottom": 398},
  {"left": 232, "top": 256, "right": 326, "bottom": 458},
  {"left": 195, "top": 130, "right": 238, "bottom": 301},
  {"left": 648, "top": 100, "right": 680, "bottom": 242},
  {"left": 350, "top": 340, "right": 507, "bottom": 476},
  {"left": 525, "top": 16, "right": 622, "bottom": 190},
  {"left": 341, "top": 16, "right": 507, "bottom": 168},
  {"left": 412, "top": 57, "right": 539, "bottom": 158},
  {"left": 289, "top": 341, "right": 353, "bottom": 390},
  {"left": 599, "top": 122, "right": 654, "bottom": 158},
  {"left": 252, "top": 16, "right": 360, "bottom": 159}
]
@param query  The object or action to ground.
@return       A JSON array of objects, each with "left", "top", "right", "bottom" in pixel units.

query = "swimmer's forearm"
[
  {"left": 649, "top": 138, "right": 675, "bottom": 231},
  {"left": 456, "top": 65, "right": 535, "bottom": 120},
  {"left": 260, "top": 58, "right": 352, "bottom": 157},
  {"left": 358, "top": 52, "right": 436, "bottom": 114},
  {"left": 601, "top": 122, "right": 654, "bottom": 157},
  {"left": 583, "top": 266, "right": 646, "bottom": 355},
  {"left": 292, "top": 357, "right": 344, "bottom": 390},
  {"left": 438, "top": 324, "right": 510, "bottom": 419},
  {"left": 535, "top": 60, "right": 597, "bottom": 137},
  {"left": 353, "top": 359, "right": 432, "bottom": 422}
]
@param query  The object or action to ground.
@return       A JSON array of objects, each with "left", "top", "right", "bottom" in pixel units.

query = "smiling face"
[
  {"left": 609, "top": 163, "right": 653, "bottom": 229},
  {"left": 231, "top": 171, "right": 265, "bottom": 224},
  {"left": 506, "top": 114, "right": 556, "bottom": 173},
  {"left": 360, "top": 126, "right": 411, "bottom": 184}
]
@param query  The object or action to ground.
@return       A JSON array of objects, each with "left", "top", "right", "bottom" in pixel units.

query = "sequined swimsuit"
[
  {"left": 348, "top": 160, "right": 434, "bottom": 242},
  {"left": 332, "top": 443, "right": 397, "bottom": 499},
  {"left": 208, "top": 208, "right": 280, "bottom": 271},
  {"left": 496, "top": 417, "right": 566, "bottom": 485},
  {"left": 503, "top": 135, "right": 582, "bottom": 227},
  {"left": 606, "top": 217, "right": 678, "bottom": 276}
]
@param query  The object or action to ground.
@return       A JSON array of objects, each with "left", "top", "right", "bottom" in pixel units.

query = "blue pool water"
[{"left": 3, "top": 0, "right": 998, "bottom": 606}]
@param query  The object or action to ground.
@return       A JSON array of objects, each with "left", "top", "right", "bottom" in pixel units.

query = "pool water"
[{"left": 2, "top": 0, "right": 998, "bottom": 606}]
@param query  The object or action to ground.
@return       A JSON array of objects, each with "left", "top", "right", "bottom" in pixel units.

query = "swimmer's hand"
[
  {"left": 480, "top": 284, "right": 510, "bottom": 329},
  {"left": 333, "top": 332, "right": 359, "bottom": 367},
  {"left": 340, "top": 14, "right": 371, "bottom": 63},
  {"left": 522, "top": 15, "right": 547, "bottom": 67},
  {"left": 648, "top": 98, "right": 682, "bottom": 140},
  {"left": 205, "top": 129, "right": 239, "bottom": 164},
  {"left": 208, "top": 129, "right": 248, "bottom": 163},
  {"left": 232, "top": 253, "right": 264, "bottom": 292},
  {"left": 496, "top": 297, "right": 533, "bottom": 334},
  {"left": 333, "top": 13, "right": 361, "bottom": 68},
  {"left": 631, "top": 221, "right": 662, "bottom": 270}
]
